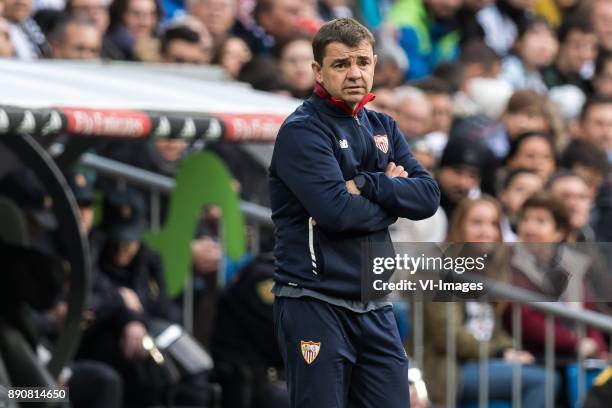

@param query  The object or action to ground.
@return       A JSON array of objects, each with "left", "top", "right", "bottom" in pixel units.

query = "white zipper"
[{"left": 308, "top": 217, "right": 318, "bottom": 275}]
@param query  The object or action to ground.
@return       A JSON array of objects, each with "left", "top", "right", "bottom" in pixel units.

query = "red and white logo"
[
  {"left": 374, "top": 134, "right": 389, "bottom": 154},
  {"left": 300, "top": 341, "right": 321, "bottom": 365}
]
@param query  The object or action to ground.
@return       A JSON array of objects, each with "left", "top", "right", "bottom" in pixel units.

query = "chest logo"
[
  {"left": 300, "top": 340, "right": 321, "bottom": 365},
  {"left": 339, "top": 139, "right": 349, "bottom": 149},
  {"left": 374, "top": 134, "right": 389, "bottom": 154}
]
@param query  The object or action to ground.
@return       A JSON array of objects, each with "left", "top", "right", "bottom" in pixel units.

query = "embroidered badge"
[
  {"left": 374, "top": 134, "right": 389, "bottom": 153},
  {"left": 300, "top": 341, "right": 321, "bottom": 365}
]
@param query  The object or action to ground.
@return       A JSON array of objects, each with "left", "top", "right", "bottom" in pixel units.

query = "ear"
[
  {"left": 373, "top": 54, "right": 378, "bottom": 67},
  {"left": 312, "top": 60, "right": 323, "bottom": 84}
]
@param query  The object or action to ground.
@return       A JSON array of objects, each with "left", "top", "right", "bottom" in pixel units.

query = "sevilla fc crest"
[
  {"left": 374, "top": 134, "right": 389, "bottom": 154},
  {"left": 300, "top": 341, "right": 321, "bottom": 365}
]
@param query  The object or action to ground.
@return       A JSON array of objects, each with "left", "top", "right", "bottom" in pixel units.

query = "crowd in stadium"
[{"left": 1, "top": 0, "right": 612, "bottom": 407}]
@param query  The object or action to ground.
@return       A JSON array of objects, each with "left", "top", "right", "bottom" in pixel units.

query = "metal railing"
[{"left": 409, "top": 277, "right": 612, "bottom": 408}]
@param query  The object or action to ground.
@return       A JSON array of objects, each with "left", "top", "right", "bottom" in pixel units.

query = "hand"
[
  {"left": 121, "top": 321, "right": 148, "bottom": 360},
  {"left": 346, "top": 179, "right": 361, "bottom": 195},
  {"left": 577, "top": 338, "right": 598, "bottom": 357},
  {"left": 386, "top": 162, "right": 408, "bottom": 178},
  {"left": 118, "top": 287, "right": 144, "bottom": 313},
  {"left": 191, "top": 237, "right": 222, "bottom": 274},
  {"left": 503, "top": 348, "right": 535, "bottom": 364}
]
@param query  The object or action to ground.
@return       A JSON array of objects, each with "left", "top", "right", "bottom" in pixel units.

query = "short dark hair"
[
  {"left": 500, "top": 168, "right": 538, "bottom": 191},
  {"left": 312, "top": 18, "right": 374, "bottom": 65},
  {"left": 580, "top": 94, "right": 612, "bottom": 121},
  {"left": 416, "top": 76, "right": 452, "bottom": 95},
  {"left": 460, "top": 39, "right": 500, "bottom": 68},
  {"left": 507, "top": 131, "right": 556, "bottom": 163},
  {"left": 520, "top": 191, "right": 570, "bottom": 235},
  {"left": 161, "top": 25, "right": 200, "bottom": 55},
  {"left": 557, "top": 17, "right": 593, "bottom": 42},
  {"left": 560, "top": 139, "right": 609, "bottom": 174},
  {"left": 49, "top": 13, "right": 97, "bottom": 45}
]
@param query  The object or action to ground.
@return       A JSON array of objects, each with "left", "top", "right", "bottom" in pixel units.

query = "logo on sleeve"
[
  {"left": 300, "top": 340, "right": 321, "bottom": 364},
  {"left": 339, "top": 139, "right": 349, "bottom": 149},
  {"left": 374, "top": 134, "right": 389, "bottom": 154}
]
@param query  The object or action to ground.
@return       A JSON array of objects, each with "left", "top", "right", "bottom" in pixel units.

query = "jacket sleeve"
[
  {"left": 273, "top": 121, "right": 397, "bottom": 233},
  {"left": 356, "top": 118, "right": 440, "bottom": 220}
]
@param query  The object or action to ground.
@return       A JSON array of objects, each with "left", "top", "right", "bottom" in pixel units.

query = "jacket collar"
[{"left": 313, "top": 82, "right": 375, "bottom": 116}]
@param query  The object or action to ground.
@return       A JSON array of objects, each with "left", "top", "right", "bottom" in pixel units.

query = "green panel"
[{"left": 144, "top": 150, "right": 246, "bottom": 296}]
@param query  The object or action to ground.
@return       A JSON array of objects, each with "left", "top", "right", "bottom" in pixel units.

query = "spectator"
[
  {"left": 388, "top": 0, "right": 463, "bottom": 80},
  {"left": 547, "top": 170, "right": 596, "bottom": 242},
  {"left": 436, "top": 133, "right": 488, "bottom": 219},
  {"left": 501, "top": 17, "right": 558, "bottom": 93},
  {"left": 576, "top": 95, "right": 612, "bottom": 158},
  {"left": 275, "top": 32, "right": 314, "bottom": 99},
  {"left": 49, "top": 14, "right": 101, "bottom": 59},
  {"left": 560, "top": 139, "right": 609, "bottom": 200},
  {"left": 508, "top": 191, "right": 608, "bottom": 359},
  {"left": 4, "top": 0, "right": 51, "bottom": 58},
  {"left": 106, "top": 0, "right": 161, "bottom": 60},
  {"left": 0, "top": 16, "right": 16, "bottom": 56},
  {"left": 477, "top": 0, "right": 537, "bottom": 56},
  {"left": 593, "top": 50, "right": 612, "bottom": 97},
  {"left": 592, "top": 0, "right": 612, "bottom": 52},
  {"left": 498, "top": 168, "right": 543, "bottom": 241},
  {"left": 487, "top": 89, "right": 551, "bottom": 159},
  {"left": 417, "top": 76, "right": 453, "bottom": 136},
  {"left": 421, "top": 195, "right": 552, "bottom": 407},
  {"left": 237, "top": 56, "right": 291, "bottom": 95},
  {"left": 65, "top": 0, "right": 122, "bottom": 58},
  {"left": 372, "top": 31, "right": 408, "bottom": 89},
  {"left": 187, "top": 0, "right": 237, "bottom": 50},
  {"left": 534, "top": 0, "right": 584, "bottom": 28},
  {"left": 506, "top": 131, "right": 557, "bottom": 181},
  {"left": 246, "top": 0, "right": 302, "bottom": 55},
  {"left": 160, "top": 23, "right": 210, "bottom": 64},
  {"left": 459, "top": 39, "right": 502, "bottom": 83},
  {"left": 368, "top": 87, "right": 395, "bottom": 117},
  {"left": 542, "top": 17, "right": 598, "bottom": 94},
  {"left": 214, "top": 35, "right": 252, "bottom": 79},
  {"left": 393, "top": 86, "right": 433, "bottom": 142}
]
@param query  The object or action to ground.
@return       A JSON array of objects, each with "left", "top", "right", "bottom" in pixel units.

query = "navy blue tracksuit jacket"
[{"left": 269, "top": 85, "right": 440, "bottom": 300}]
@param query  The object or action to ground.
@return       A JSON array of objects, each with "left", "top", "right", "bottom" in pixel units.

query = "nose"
[{"left": 347, "top": 62, "right": 361, "bottom": 80}]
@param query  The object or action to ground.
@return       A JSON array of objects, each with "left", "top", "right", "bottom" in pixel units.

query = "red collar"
[{"left": 314, "top": 83, "right": 375, "bottom": 116}]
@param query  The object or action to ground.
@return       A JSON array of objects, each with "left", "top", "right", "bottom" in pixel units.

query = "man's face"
[
  {"left": 188, "top": 0, "right": 236, "bottom": 42},
  {"left": 70, "top": 0, "right": 110, "bottom": 33},
  {"left": 425, "top": 0, "right": 462, "bottom": 20},
  {"left": 593, "top": 0, "right": 612, "bottom": 51},
  {"left": 52, "top": 24, "right": 101, "bottom": 60},
  {"left": 427, "top": 92, "right": 452, "bottom": 134},
  {"left": 259, "top": 0, "right": 301, "bottom": 42},
  {"left": 4, "top": 0, "right": 32, "bottom": 23},
  {"left": 558, "top": 30, "right": 598, "bottom": 74},
  {"left": 163, "top": 39, "right": 207, "bottom": 64},
  {"left": 437, "top": 165, "right": 480, "bottom": 204},
  {"left": 593, "top": 59, "right": 612, "bottom": 97},
  {"left": 0, "top": 18, "right": 15, "bottom": 57},
  {"left": 395, "top": 97, "right": 432, "bottom": 139},
  {"left": 313, "top": 40, "right": 377, "bottom": 109},
  {"left": 581, "top": 103, "right": 612, "bottom": 152},
  {"left": 550, "top": 176, "right": 591, "bottom": 231}
]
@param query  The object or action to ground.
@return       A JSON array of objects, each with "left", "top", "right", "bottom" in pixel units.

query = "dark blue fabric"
[
  {"left": 269, "top": 94, "right": 440, "bottom": 299},
  {"left": 274, "top": 296, "right": 410, "bottom": 407}
]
